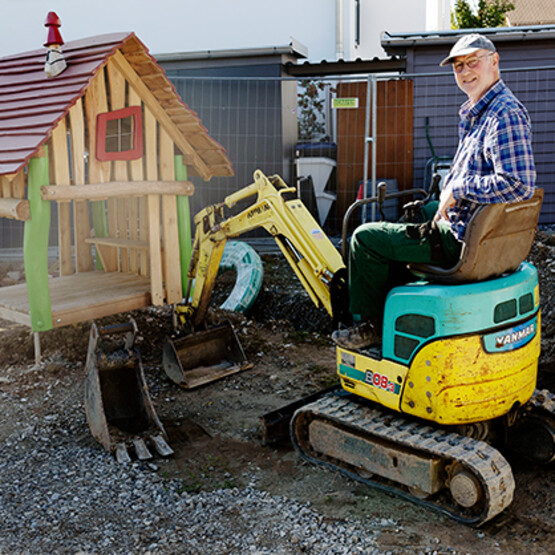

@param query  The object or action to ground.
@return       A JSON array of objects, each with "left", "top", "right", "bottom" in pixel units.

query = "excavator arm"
[{"left": 183, "top": 170, "right": 346, "bottom": 327}]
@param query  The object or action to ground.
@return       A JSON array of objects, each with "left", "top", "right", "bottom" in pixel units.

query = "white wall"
[
  {"left": 0, "top": 0, "right": 451, "bottom": 61},
  {"left": 0, "top": 0, "right": 335, "bottom": 59},
  {"left": 426, "top": 0, "right": 452, "bottom": 32},
  {"left": 341, "top": 0, "right": 427, "bottom": 60}
]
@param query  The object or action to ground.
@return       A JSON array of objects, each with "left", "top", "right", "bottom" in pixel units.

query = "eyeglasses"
[{"left": 453, "top": 53, "right": 493, "bottom": 74}]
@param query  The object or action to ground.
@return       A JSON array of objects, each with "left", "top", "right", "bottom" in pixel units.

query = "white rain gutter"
[{"left": 336, "top": 0, "right": 344, "bottom": 60}]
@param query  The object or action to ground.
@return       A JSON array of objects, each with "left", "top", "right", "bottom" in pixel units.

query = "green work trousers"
[{"left": 348, "top": 221, "right": 462, "bottom": 321}]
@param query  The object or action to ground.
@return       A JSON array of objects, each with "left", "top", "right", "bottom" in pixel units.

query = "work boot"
[{"left": 331, "top": 321, "right": 379, "bottom": 350}]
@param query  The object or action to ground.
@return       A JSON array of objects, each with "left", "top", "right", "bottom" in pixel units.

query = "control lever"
[
  {"left": 402, "top": 173, "right": 442, "bottom": 223},
  {"left": 377, "top": 182, "right": 387, "bottom": 221}
]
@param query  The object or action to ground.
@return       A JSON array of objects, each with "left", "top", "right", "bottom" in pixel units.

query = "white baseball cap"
[{"left": 440, "top": 34, "right": 497, "bottom": 66}]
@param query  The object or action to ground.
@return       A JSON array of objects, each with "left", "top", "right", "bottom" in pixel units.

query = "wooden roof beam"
[{"left": 110, "top": 50, "right": 213, "bottom": 181}]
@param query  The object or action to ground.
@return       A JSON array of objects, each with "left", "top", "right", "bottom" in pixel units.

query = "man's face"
[{"left": 453, "top": 49, "right": 499, "bottom": 104}]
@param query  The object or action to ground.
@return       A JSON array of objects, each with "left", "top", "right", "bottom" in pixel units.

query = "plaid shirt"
[{"left": 443, "top": 79, "right": 536, "bottom": 240}]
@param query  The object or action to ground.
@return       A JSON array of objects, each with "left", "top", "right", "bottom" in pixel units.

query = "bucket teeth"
[
  {"left": 132, "top": 438, "right": 153, "bottom": 460},
  {"left": 115, "top": 442, "right": 132, "bottom": 464},
  {"left": 151, "top": 434, "right": 174, "bottom": 457}
]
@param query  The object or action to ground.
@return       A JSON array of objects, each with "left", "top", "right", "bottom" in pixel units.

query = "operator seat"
[{"left": 409, "top": 188, "right": 544, "bottom": 284}]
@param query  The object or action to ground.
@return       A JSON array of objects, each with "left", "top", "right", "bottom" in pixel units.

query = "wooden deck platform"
[{"left": 0, "top": 271, "right": 152, "bottom": 328}]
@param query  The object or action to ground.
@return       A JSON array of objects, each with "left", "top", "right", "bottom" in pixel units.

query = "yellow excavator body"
[{"left": 167, "top": 170, "right": 553, "bottom": 525}]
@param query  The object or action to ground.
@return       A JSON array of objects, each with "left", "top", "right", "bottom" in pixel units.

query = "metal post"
[
  {"left": 371, "top": 76, "right": 377, "bottom": 222},
  {"left": 33, "top": 332, "right": 41, "bottom": 366},
  {"left": 362, "top": 75, "right": 377, "bottom": 222},
  {"left": 362, "top": 76, "right": 371, "bottom": 223},
  {"left": 295, "top": 148, "right": 302, "bottom": 199}
]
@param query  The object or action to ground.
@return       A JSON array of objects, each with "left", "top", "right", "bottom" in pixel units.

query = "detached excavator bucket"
[
  {"left": 163, "top": 321, "right": 252, "bottom": 389},
  {"left": 84, "top": 318, "right": 173, "bottom": 463}
]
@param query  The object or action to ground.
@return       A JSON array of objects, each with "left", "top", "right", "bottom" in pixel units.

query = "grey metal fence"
[{"left": 1, "top": 66, "right": 552, "bottom": 252}]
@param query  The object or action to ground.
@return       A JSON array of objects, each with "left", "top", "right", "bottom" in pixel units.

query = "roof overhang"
[
  {"left": 285, "top": 56, "right": 406, "bottom": 77},
  {"left": 382, "top": 25, "right": 555, "bottom": 56},
  {"left": 155, "top": 38, "right": 308, "bottom": 63}
]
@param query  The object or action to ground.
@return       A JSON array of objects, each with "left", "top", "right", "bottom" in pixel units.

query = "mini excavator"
[{"left": 171, "top": 169, "right": 554, "bottom": 525}]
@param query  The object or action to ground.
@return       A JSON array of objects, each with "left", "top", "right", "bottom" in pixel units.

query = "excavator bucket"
[
  {"left": 163, "top": 321, "right": 252, "bottom": 389},
  {"left": 84, "top": 318, "right": 173, "bottom": 463}
]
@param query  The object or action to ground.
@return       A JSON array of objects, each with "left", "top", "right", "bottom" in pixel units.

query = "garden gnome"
[{"left": 44, "top": 12, "right": 67, "bottom": 78}]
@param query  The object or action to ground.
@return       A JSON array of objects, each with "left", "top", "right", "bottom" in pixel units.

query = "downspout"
[{"left": 336, "top": 0, "right": 344, "bottom": 60}]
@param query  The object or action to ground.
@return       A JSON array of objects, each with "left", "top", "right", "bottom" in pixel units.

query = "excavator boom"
[
  {"left": 163, "top": 170, "right": 346, "bottom": 390},
  {"left": 186, "top": 170, "right": 346, "bottom": 327}
]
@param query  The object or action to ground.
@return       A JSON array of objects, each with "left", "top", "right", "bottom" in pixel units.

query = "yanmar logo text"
[
  {"left": 483, "top": 315, "right": 537, "bottom": 353},
  {"left": 495, "top": 323, "right": 535, "bottom": 348}
]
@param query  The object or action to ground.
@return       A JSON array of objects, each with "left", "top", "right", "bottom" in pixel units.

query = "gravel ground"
[
  {"left": 0, "top": 394, "right": 393, "bottom": 554},
  {"left": 0, "top": 228, "right": 553, "bottom": 554}
]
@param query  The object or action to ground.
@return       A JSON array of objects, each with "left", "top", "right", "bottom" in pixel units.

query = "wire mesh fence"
[{"left": 0, "top": 66, "right": 552, "bottom": 252}]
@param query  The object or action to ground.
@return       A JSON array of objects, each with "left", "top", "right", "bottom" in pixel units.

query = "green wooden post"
[
  {"left": 174, "top": 155, "right": 192, "bottom": 297},
  {"left": 24, "top": 148, "right": 53, "bottom": 332}
]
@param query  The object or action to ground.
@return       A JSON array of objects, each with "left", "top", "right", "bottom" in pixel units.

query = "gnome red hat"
[
  {"left": 44, "top": 12, "right": 67, "bottom": 77},
  {"left": 44, "top": 11, "right": 64, "bottom": 47}
]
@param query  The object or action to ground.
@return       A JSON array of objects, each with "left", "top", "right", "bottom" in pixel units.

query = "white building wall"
[
  {"left": 1, "top": 0, "right": 451, "bottom": 61},
  {"left": 342, "top": 0, "right": 428, "bottom": 61},
  {"left": 426, "top": 0, "right": 453, "bottom": 31}
]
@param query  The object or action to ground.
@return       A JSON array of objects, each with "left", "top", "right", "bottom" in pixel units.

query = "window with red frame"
[{"left": 96, "top": 106, "right": 143, "bottom": 161}]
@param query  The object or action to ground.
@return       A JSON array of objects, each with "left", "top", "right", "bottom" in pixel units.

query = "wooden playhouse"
[{"left": 0, "top": 18, "right": 233, "bottom": 345}]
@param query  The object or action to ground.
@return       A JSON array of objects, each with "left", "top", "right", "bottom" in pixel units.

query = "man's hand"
[{"left": 435, "top": 184, "right": 456, "bottom": 222}]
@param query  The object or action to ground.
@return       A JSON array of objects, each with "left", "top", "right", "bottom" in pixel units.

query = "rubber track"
[
  {"left": 529, "top": 388, "right": 555, "bottom": 417},
  {"left": 291, "top": 392, "right": 515, "bottom": 525}
]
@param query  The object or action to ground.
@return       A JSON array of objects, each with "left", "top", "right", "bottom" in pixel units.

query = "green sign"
[{"left": 332, "top": 97, "right": 359, "bottom": 109}]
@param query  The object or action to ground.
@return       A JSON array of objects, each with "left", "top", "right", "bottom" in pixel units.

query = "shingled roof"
[
  {"left": 0, "top": 32, "right": 234, "bottom": 178},
  {"left": 507, "top": 0, "right": 555, "bottom": 26}
]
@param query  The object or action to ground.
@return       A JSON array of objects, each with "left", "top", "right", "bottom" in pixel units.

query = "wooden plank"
[
  {"left": 41, "top": 180, "right": 194, "bottom": 201},
  {"left": 0, "top": 198, "right": 29, "bottom": 220},
  {"left": 93, "top": 243, "right": 116, "bottom": 273},
  {"left": 68, "top": 99, "right": 93, "bottom": 272},
  {"left": 106, "top": 60, "right": 130, "bottom": 273},
  {"left": 144, "top": 106, "right": 164, "bottom": 304},
  {"left": 48, "top": 272, "right": 151, "bottom": 328},
  {"left": 0, "top": 283, "right": 31, "bottom": 310},
  {"left": 85, "top": 237, "right": 148, "bottom": 250},
  {"left": 128, "top": 197, "right": 139, "bottom": 274},
  {"left": 52, "top": 292, "right": 150, "bottom": 328},
  {"left": 110, "top": 49, "right": 212, "bottom": 181},
  {"left": 159, "top": 127, "right": 182, "bottom": 304},
  {"left": 0, "top": 175, "right": 11, "bottom": 197},
  {"left": 144, "top": 107, "right": 158, "bottom": 181},
  {"left": 51, "top": 117, "right": 73, "bottom": 276},
  {"left": 147, "top": 195, "right": 163, "bottom": 305},
  {"left": 128, "top": 87, "right": 143, "bottom": 274},
  {"left": 49, "top": 272, "right": 144, "bottom": 302},
  {"left": 11, "top": 170, "right": 26, "bottom": 199},
  {"left": 137, "top": 196, "right": 148, "bottom": 276},
  {"left": 84, "top": 68, "right": 117, "bottom": 272},
  {"left": 0, "top": 306, "right": 31, "bottom": 327}
]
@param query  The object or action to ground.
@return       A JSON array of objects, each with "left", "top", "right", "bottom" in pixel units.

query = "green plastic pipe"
[
  {"left": 174, "top": 155, "right": 192, "bottom": 298},
  {"left": 24, "top": 148, "right": 53, "bottom": 332}
]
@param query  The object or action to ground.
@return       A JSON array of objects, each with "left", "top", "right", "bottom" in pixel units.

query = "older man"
[{"left": 332, "top": 33, "right": 536, "bottom": 350}]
